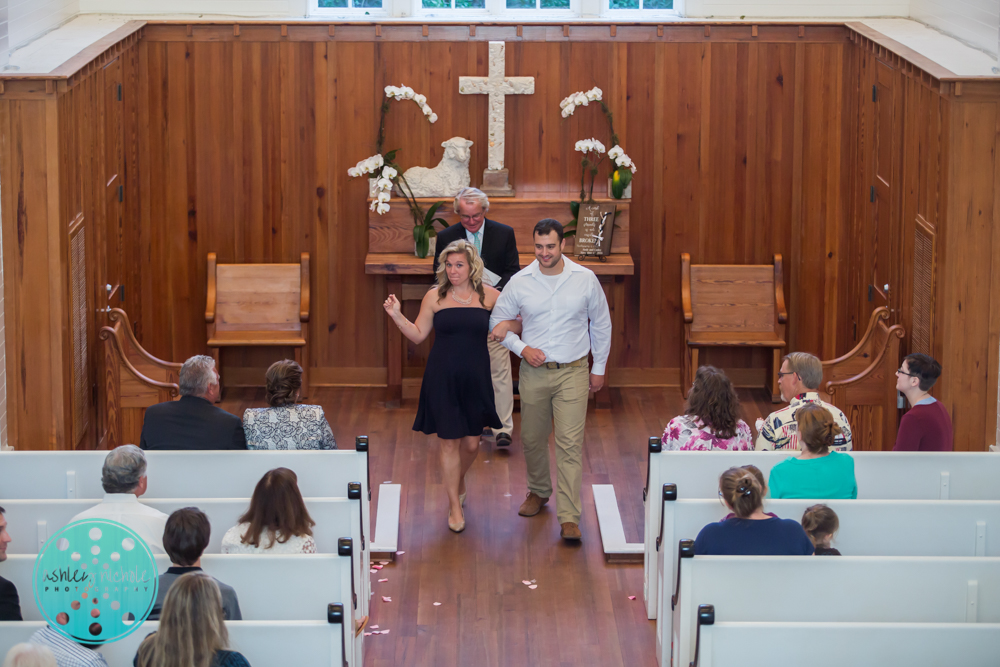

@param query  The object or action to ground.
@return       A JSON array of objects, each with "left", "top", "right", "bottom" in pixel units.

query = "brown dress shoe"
[
  {"left": 518, "top": 492, "right": 549, "bottom": 517},
  {"left": 560, "top": 522, "right": 582, "bottom": 541}
]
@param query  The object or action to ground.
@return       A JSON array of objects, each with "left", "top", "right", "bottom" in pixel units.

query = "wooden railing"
[{"left": 99, "top": 309, "right": 181, "bottom": 449}]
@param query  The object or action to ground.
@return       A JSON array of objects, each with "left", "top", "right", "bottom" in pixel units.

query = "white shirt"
[
  {"left": 220, "top": 523, "right": 317, "bottom": 554},
  {"left": 31, "top": 626, "right": 109, "bottom": 667},
  {"left": 490, "top": 256, "right": 612, "bottom": 375},
  {"left": 68, "top": 494, "right": 169, "bottom": 554}
]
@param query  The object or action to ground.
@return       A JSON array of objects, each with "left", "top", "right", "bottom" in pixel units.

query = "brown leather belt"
[{"left": 542, "top": 356, "right": 588, "bottom": 370}]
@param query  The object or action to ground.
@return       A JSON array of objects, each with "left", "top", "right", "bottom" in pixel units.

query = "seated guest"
[
  {"left": 755, "top": 352, "right": 853, "bottom": 451},
  {"left": 695, "top": 467, "right": 813, "bottom": 555},
  {"left": 69, "top": 445, "right": 168, "bottom": 554},
  {"left": 221, "top": 468, "right": 316, "bottom": 554},
  {"left": 802, "top": 504, "right": 842, "bottom": 556},
  {"left": 721, "top": 466, "right": 778, "bottom": 520},
  {"left": 0, "top": 506, "right": 22, "bottom": 621},
  {"left": 894, "top": 353, "right": 953, "bottom": 451},
  {"left": 662, "top": 366, "right": 752, "bottom": 451},
  {"left": 768, "top": 404, "right": 858, "bottom": 500},
  {"left": 150, "top": 508, "right": 242, "bottom": 621},
  {"left": 29, "top": 627, "right": 107, "bottom": 667},
  {"left": 243, "top": 360, "right": 337, "bottom": 450},
  {"left": 140, "top": 355, "right": 246, "bottom": 451},
  {"left": 135, "top": 572, "right": 251, "bottom": 667},
  {"left": 3, "top": 644, "right": 56, "bottom": 667}
]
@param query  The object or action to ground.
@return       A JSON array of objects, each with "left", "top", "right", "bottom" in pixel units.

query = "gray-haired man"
[
  {"left": 69, "top": 445, "right": 169, "bottom": 553},
  {"left": 139, "top": 355, "right": 246, "bottom": 451}
]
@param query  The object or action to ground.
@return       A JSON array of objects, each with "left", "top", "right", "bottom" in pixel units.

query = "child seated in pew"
[
  {"left": 768, "top": 404, "right": 858, "bottom": 500},
  {"left": 694, "top": 467, "right": 814, "bottom": 556},
  {"left": 802, "top": 504, "right": 842, "bottom": 556}
]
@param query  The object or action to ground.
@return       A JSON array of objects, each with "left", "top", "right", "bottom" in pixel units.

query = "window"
[
  {"left": 608, "top": 0, "right": 671, "bottom": 8},
  {"left": 314, "top": 0, "right": 387, "bottom": 14}
]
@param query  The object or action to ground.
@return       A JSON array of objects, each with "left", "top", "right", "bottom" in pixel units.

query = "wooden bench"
[
  {"left": 206, "top": 253, "right": 310, "bottom": 397},
  {"left": 821, "top": 306, "right": 905, "bottom": 451},
  {"left": 99, "top": 308, "right": 181, "bottom": 449},
  {"left": 681, "top": 253, "right": 787, "bottom": 403}
]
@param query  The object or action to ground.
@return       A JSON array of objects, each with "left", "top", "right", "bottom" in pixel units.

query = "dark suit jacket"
[
  {"left": 140, "top": 395, "right": 247, "bottom": 451},
  {"left": 432, "top": 218, "right": 520, "bottom": 290},
  {"left": 0, "top": 575, "right": 22, "bottom": 621}
]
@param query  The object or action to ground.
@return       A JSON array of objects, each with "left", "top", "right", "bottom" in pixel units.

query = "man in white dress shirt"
[
  {"left": 69, "top": 445, "right": 169, "bottom": 554},
  {"left": 489, "top": 219, "right": 612, "bottom": 541}
]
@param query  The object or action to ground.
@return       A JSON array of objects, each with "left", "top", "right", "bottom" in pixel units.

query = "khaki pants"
[
  {"left": 518, "top": 359, "right": 589, "bottom": 524},
  {"left": 487, "top": 337, "right": 514, "bottom": 435}
]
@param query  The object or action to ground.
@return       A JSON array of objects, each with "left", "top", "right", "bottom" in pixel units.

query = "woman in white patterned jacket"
[{"left": 242, "top": 360, "right": 337, "bottom": 450}]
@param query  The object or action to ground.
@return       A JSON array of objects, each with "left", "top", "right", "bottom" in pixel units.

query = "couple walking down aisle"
[{"left": 383, "top": 218, "right": 612, "bottom": 542}]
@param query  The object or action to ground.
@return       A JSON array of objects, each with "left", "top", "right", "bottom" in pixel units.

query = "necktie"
[{"left": 474, "top": 230, "right": 482, "bottom": 255}]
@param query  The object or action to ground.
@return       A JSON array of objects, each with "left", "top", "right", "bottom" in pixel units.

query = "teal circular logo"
[{"left": 33, "top": 519, "right": 158, "bottom": 644}]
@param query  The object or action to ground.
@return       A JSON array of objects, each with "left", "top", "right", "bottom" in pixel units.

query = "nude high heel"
[{"left": 448, "top": 507, "right": 466, "bottom": 533}]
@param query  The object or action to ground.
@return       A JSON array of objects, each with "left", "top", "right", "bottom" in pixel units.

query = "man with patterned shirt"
[{"left": 755, "top": 352, "right": 853, "bottom": 451}]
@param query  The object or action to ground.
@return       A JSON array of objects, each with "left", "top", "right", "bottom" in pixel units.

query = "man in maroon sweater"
[{"left": 893, "top": 353, "right": 953, "bottom": 451}]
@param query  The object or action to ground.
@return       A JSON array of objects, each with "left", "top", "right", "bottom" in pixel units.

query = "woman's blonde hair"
[
  {"left": 136, "top": 572, "right": 229, "bottom": 667},
  {"left": 435, "top": 239, "right": 486, "bottom": 306}
]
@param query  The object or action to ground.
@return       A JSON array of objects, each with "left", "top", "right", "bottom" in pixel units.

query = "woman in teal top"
[{"left": 768, "top": 404, "right": 858, "bottom": 499}]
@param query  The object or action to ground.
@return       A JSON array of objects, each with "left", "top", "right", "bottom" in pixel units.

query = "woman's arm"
[{"left": 384, "top": 289, "right": 437, "bottom": 345}]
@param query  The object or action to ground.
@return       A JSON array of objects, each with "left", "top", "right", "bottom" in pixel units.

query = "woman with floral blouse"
[{"left": 662, "top": 366, "right": 753, "bottom": 451}]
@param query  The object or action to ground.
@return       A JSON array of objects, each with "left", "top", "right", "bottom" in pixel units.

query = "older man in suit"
[
  {"left": 433, "top": 187, "right": 520, "bottom": 447},
  {"left": 140, "top": 355, "right": 246, "bottom": 451}
]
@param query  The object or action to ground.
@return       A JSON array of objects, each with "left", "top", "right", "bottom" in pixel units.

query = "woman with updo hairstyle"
[
  {"left": 767, "top": 403, "right": 857, "bottom": 499},
  {"left": 694, "top": 466, "right": 813, "bottom": 555},
  {"left": 802, "top": 504, "right": 842, "bottom": 555},
  {"left": 662, "top": 366, "right": 752, "bottom": 451},
  {"left": 242, "top": 360, "right": 337, "bottom": 450}
]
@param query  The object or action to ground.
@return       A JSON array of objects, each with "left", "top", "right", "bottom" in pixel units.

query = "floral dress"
[
  {"left": 661, "top": 415, "right": 753, "bottom": 451},
  {"left": 242, "top": 404, "right": 337, "bottom": 450}
]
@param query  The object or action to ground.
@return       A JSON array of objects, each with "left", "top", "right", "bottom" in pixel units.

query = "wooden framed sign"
[{"left": 575, "top": 203, "right": 617, "bottom": 260}]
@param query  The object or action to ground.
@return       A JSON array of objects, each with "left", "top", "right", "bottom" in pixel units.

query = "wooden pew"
[
  {"left": 206, "top": 253, "right": 310, "bottom": 397},
  {"left": 99, "top": 308, "right": 182, "bottom": 449},
  {"left": 821, "top": 306, "right": 905, "bottom": 451},
  {"left": 695, "top": 622, "right": 1000, "bottom": 667},
  {"left": 672, "top": 556, "right": 1000, "bottom": 666},
  {"left": 681, "top": 253, "right": 787, "bottom": 402},
  {"left": 650, "top": 498, "right": 1000, "bottom": 645}
]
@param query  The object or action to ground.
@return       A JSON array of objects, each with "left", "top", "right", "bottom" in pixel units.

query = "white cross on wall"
[{"left": 459, "top": 41, "right": 535, "bottom": 172}]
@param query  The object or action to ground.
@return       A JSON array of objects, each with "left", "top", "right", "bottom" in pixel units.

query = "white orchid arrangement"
[
  {"left": 560, "top": 87, "right": 603, "bottom": 118},
  {"left": 560, "top": 86, "right": 636, "bottom": 202},
  {"left": 346, "top": 83, "right": 449, "bottom": 257}
]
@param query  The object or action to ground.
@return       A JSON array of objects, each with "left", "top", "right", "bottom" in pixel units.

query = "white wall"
[
  {"left": 79, "top": 0, "right": 307, "bottom": 16},
  {"left": 910, "top": 0, "right": 998, "bottom": 58},
  {"left": 9, "top": 0, "right": 77, "bottom": 52}
]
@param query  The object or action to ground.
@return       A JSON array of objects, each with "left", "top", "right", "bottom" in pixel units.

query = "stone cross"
[{"left": 459, "top": 41, "right": 534, "bottom": 196}]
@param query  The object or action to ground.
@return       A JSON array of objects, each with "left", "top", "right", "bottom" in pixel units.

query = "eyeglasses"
[
  {"left": 896, "top": 368, "right": 918, "bottom": 377},
  {"left": 777, "top": 371, "right": 795, "bottom": 378},
  {"left": 459, "top": 213, "right": 484, "bottom": 222}
]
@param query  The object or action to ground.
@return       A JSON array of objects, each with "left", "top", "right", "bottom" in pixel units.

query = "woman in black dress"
[{"left": 384, "top": 240, "right": 516, "bottom": 533}]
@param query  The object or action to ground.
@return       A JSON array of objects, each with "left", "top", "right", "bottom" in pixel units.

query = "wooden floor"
[{"left": 220, "top": 386, "right": 776, "bottom": 667}]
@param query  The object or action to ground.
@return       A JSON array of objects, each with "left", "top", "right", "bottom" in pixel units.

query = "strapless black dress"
[{"left": 412, "top": 308, "right": 502, "bottom": 439}]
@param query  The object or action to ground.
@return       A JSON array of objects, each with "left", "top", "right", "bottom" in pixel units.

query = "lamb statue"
[{"left": 400, "top": 137, "right": 474, "bottom": 198}]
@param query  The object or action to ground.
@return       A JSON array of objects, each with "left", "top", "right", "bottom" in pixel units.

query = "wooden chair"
[
  {"left": 681, "top": 253, "right": 787, "bottom": 402},
  {"left": 99, "top": 308, "right": 182, "bottom": 449},
  {"left": 821, "top": 306, "right": 905, "bottom": 451},
  {"left": 206, "top": 253, "right": 310, "bottom": 398}
]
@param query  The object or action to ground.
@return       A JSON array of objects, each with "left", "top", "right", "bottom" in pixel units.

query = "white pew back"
[
  {"left": 698, "top": 621, "right": 1000, "bottom": 667},
  {"left": 673, "top": 556, "right": 1000, "bottom": 667},
  {"left": 3, "top": 553, "right": 357, "bottom": 622},
  {"left": 0, "top": 496, "right": 370, "bottom": 621},
  {"left": 0, "top": 620, "right": 355, "bottom": 667},
  {"left": 643, "top": 449, "right": 1000, "bottom": 620},
  {"left": 653, "top": 498, "right": 1000, "bottom": 664}
]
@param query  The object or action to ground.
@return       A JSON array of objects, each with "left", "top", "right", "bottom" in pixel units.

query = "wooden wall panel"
[{"left": 129, "top": 34, "right": 852, "bottom": 386}]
